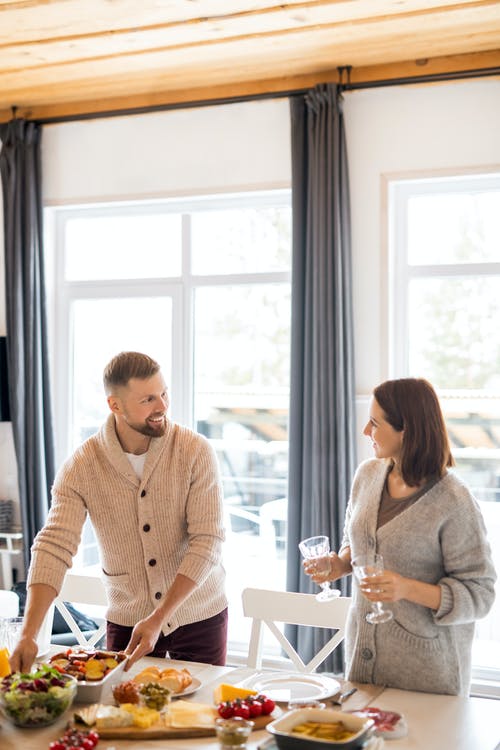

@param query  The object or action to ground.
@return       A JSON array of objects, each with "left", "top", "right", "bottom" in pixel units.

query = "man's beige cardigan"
[{"left": 28, "top": 414, "right": 227, "bottom": 635}]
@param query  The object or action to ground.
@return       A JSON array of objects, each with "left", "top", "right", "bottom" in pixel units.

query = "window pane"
[
  {"left": 71, "top": 297, "right": 172, "bottom": 448},
  {"left": 408, "top": 191, "right": 500, "bottom": 265},
  {"left": 191, "top": 206, "right": 291, "bottom": 275},
  {"left": 408, "top": 276, "right": 500, "bottom": 390},
  {"left": 65, "top": 213, "right": 182, "bottom": 280},
  {"left": 193, "top": 284, "right": 290, "bottom": 652}
]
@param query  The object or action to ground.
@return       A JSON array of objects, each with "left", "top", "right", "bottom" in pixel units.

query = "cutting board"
[{"left": 75, "top": 709, "right": 279, "bottom": 740}]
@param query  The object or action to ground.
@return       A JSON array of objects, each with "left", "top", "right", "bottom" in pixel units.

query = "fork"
[{"left": 331, "top": 687, "right": 357, "bottom": 705}]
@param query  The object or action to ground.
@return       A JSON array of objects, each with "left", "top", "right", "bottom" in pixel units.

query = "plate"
[
  {"left": 240, "top": 672, "right": 341, "bottom": 704},
  {"left": 171, "top": 676, "right": 202, "bottom": 699}
]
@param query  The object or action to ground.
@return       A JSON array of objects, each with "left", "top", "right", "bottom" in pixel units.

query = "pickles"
[{"left": 139, "top": 681, "right": 171, "bottom": 710}]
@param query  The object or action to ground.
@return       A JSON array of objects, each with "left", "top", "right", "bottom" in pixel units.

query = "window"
[
  {"left": 390, "top": 171, "right": 500, "bottom": 692},
  {"left": 46, "top": 191, "right": 291, "bottom": 657}
]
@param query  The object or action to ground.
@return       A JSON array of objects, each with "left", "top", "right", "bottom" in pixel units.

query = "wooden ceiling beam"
[{"left": 1, "top": 49, "right": 498, "bottom": 124}]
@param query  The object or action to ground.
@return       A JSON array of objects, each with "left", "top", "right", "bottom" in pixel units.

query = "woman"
[{"left": 304, "top": 378, "right": 496, "bottom": 695}]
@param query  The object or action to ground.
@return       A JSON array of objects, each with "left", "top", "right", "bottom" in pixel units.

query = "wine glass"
[
  {"left": 298, "top": 535, "right": 340, "bottom": 602},
  {"left": 352, "top": 552, "right": 393, "bottom": 624}
]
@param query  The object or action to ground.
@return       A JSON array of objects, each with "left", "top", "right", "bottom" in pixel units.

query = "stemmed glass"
[
  {"left": 299, "top": 535, "right": 340, "bottom": 602},
  {"left": 352, "top": 553, "right": 393, "bottom": 624}
]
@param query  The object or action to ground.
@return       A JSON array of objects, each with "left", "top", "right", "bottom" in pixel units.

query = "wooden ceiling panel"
[{"left": 0, "top": 0, "right": 499, "bottom": 121}]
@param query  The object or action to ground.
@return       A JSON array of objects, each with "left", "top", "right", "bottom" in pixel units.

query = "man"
[{"left": 10, "top": 351, "right": 227, "bottom": 672}]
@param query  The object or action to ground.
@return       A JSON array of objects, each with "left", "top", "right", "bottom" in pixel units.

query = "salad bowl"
[{"left": 0, "top": 664, "right": 77, "bottom": 727}]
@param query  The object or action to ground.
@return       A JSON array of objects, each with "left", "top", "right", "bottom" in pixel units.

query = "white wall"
[{"left": 42, "top": 98, "right": 291, "bottom": 203}]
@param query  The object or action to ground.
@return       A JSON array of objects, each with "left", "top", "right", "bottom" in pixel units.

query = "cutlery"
[{"left": 331, "top": 687, "right": 357, "bottom": 705}]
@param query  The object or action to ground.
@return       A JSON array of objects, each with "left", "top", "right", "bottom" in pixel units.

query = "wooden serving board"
[{"left": 79, "top": 710, "right": 277, "bottom": 740}]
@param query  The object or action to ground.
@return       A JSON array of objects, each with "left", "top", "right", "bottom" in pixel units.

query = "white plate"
[
  {"left": 241, "top": 672, "right": 341, "bottom": 703},
  {"left": 171, "top": 676, "right": 202, "bottom": 699}
]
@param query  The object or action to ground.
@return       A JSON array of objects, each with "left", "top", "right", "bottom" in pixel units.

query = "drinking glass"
[
  {"left": 0, "top": 616, "right": 24, "bottom": 652},
  {"left": 352, "top": 553, "right": 393, "bottom": 624},
  {"left": 298, "top": 535, "right": 340, "bottom": 602}
]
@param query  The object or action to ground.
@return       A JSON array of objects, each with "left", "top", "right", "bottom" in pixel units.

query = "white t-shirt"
[{"left": 125, "top": 451, "right": 147, "bottom": 479}]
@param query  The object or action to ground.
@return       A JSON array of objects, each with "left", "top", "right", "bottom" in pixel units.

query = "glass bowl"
[
  {"left": 0, "top": 664, "right": 78, "bottom": 728},
  {"left": 215, "top": 716, "right": 255, "bottom": 747}
]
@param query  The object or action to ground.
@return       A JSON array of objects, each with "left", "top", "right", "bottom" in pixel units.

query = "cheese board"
[{"left": 73, "top": 705, "right": 280, "bottom": 739}]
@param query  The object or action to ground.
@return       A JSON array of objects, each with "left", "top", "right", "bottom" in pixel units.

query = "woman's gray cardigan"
[{"left": 341, "top": 458, "right": 496, "bottom": 695}]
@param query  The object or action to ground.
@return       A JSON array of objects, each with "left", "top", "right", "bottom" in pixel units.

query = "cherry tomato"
[
  {"left": 257, "top": 694, "right": 276, "bottom": 715},
  {"left": 232, "top": 699, "right": 251, "bottom": 720},
  {"left": 217, "top": 700, "right": 235, "bottom": 719},
  {"left": 81, "top": 739, "right": 95, "bottom": 750},
  {"left": 49, "top": 742, "right": 67, "bottom": 750},
  {"left": 247, "top": 697, "right": 263, "bottom": 718},
  {"left": 87, "top": 731, "right": 100, "bottom": 746}
]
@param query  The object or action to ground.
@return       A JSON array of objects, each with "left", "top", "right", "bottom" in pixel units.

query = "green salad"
[{"left": 0, "top": 663, "right": 77, "bottom": 727}]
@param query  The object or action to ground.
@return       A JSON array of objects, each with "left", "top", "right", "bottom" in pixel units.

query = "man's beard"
[{"left": 125, "top": 415, "right": 167, "bottom": 438}]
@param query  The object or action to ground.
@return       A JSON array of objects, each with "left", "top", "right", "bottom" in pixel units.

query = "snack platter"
[
  {"left": 74, "top": 706, "right": 277, "bottom": 740},
  {"left": 70, "top": 667, "right": 279, "bottom": 740}
]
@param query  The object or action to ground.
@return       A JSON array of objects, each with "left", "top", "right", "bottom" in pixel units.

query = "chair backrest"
[
  {"left": 241, "top": 587, "right": 351, "bottom": 673},
  {"left": 54, "top": 570, "right": 107, "bottom": 648}
]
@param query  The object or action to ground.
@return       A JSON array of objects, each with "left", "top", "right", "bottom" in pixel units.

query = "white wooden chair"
[
  {"left": 53, "top": 570, "right": 107, "bottom": 648},
  {"left": 241, "top": 587, "right": 351, "bottom": 673}
]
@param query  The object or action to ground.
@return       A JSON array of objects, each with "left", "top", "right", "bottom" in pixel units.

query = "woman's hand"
[
  {"left": 303, "top": 551, "right": 350, "bottom": 583},
  {"left": 357, "top": 570, "right": 409, "bottom": 602},
  {"left": 357, "top": 570, "right": 441, "bottom": 610}
]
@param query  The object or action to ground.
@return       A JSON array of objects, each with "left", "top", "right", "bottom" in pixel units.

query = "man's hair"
[
  {"left": 103, "top": 351, "right": 160, "bottom": 394},
  {"left": 373, "top": 377, "right": 454, "bottom": 486}
]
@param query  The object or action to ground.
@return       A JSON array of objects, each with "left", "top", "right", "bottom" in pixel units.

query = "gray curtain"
[
  {"left": 286, "top": 84, "right": 356, "bottom": 673},
  {"left": 0, "top": 118, "right": 55, "bottom": 569}
]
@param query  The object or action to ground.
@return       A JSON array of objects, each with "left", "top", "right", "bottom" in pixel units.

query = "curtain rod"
[{"left": 37, "top": 64, "right": 500, "bottom": 125}]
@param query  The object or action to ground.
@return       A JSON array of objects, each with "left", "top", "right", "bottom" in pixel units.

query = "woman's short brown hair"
[
  {"left": 373, "top": 377, "right": 454, "bottom": 486},
  {"left": 103, "top": 351, "right": 160, "bottom": 394}
]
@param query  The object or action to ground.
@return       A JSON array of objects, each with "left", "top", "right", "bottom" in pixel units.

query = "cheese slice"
[
  {"left": 95, "top": 705, "right": 135, "bottom": 729},
  {"left": 120, "top": 703, "right": 161, "bottom": 729},
  {"left": 167, "top": 700, "right": 217, "bottom": 728},
  {"left": 213, "top": 683, "right": 258, "bottom": 704}
]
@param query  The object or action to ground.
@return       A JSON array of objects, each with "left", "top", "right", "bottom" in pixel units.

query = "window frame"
[{"left": 45, "top": 188, "right": 292, "bottom": 659}]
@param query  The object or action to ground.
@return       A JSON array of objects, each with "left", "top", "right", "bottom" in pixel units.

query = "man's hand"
[
  {"left": 9, "top": 635, "right": 39, "bottom": 674},
  {"left": 123, "top": 611, "right": 164, "bottom": 670}
]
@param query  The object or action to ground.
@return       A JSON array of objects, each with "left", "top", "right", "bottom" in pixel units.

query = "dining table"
[{"left": 1, "top": 653, "right": 499, "bottom": 750}]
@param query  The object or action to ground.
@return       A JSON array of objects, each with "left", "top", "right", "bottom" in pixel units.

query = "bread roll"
[{"left": 132, "top": 665, "right": 192, "bottom": 694}]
